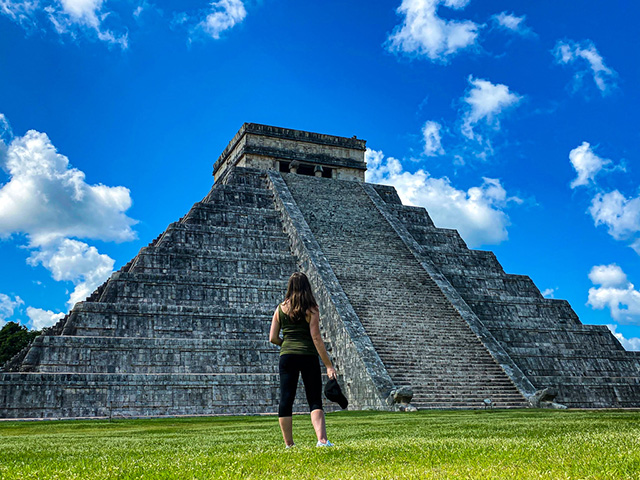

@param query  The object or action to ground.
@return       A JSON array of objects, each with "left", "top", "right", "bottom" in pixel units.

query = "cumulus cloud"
[
  {"left": 0, "top": 127, "right": 137, "bottom": 245},
  {"left": 588, "top": 264, "right": 640, "bottom": 323},
  {"left": 0, "top": 293, "right": 23, "bottom": 326},
  {"left": 366, "top": 148, "right": 518, "bottom": 246},
  {"left": 566, "top": 142, "right": 637, "bottom": 252},
  {"left": 26, "top": 306, "right": 65, "bottom": 330},
  {"left": 461, "top": 76, "right": 523, "bottom": 141},
  {"left": 589, "top": 190, "right": 640, "bottom": 245},
  {"left": 491, "top": 12, "right": 534, "bottom": 37},
  {"left": 588, "top": 264, "right": 628, "bottom": 288},
  {"left": 0, "top": 114, "right": 133, "bottom": 314},
  {"left": 386, "top": 0, "right": 480, "bottom": 62},
  {"left": 194, "top": 0, "right": 246, "bottom": 39},
  {"left": 422, "top": 121, "right": 444, "bottom": 156},
  {"left": 569, "top": 142, "right": 610, "bottom": 188},
  {"left": 553, "top": 39, "right": 617, "bottom": 96},
  {"left": 27, "top": 238, "right": 115, "bottom": 309}
]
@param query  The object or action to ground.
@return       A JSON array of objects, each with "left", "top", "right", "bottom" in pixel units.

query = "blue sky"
[{"left": 1, "top": 0, "right": 639, "bottom": 349}]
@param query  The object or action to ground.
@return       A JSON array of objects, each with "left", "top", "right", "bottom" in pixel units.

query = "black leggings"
[{"left": 278, "top": 354, "right": 323, "bottom": 417}]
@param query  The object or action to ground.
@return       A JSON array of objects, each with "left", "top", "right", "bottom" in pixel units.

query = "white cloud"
[
  {"left": 58, "top": 0, "right": 102, "bottom": 25},
  {"left": 607, "top": 325, "right": 640, "bottom": 352},
  {"left": 195, "top": 0, "right": 246, "bottom": 40},
  {"left": 566, "top": 142, "right": 637, "bottom": 252},
  {"left": 0, "top": 113, "right": 12, "bottom": 148},
  {"left": 541, "top": 288, "right": 555, "bottom": 298},
  {"left": 0, "top": 293, "right": 23, "bottom": 326},
  {"left": 47, "top": 0, "right": 128, "bottom": 48},
  {"left": 461, "top": 76, "right": 523, "bottom": 141},
  {"left": 569, "top": 142, "right": 610, "bottom": 188},
  {"left": 365, "top": 148, "right": 518, "bottom": 247},
  {"left": 0, "top": 0, "right": 39, "bottom": 30},
  {"left": 0, "top": 0, "right": 128, "bottom": 47},
  {"left": 588, "top": 264, "right": 628, "bottom": 288},
  {"left": 386, "top": 0, "right": 479, "bottom": 62},
  {"left": 553, "top": 39, "right": 617, "bottom": 96},
  {"left": 0, "top": 1, "right": 250, "bottom": 46},
  {"left": 0, "top": 126, "right": 137, "bottom": 245},
  {"left": 589, "top": 190, "right": 640, "bottom": 243},
  {"left": 588, "top": 264, "right": 640, "bottom": 323},
  {"left": 422, "top": 121, "right": 444, "bottom": 156},
  {"left": 27, "top": 237, "right": 114, "bottom": 308},
  {"left": 26, "top": 306, "right": 64, "bottom": 330},
  {"left": 491, "top": 12, "right": 534, "bottom": 37},
  {"left": 0, "top": 114, "right": 133, "bottom": 314}
]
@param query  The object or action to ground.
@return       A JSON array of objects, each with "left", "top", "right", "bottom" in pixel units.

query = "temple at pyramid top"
[{"left": 213, "top": 123, "right": 368, "bottom": 182}]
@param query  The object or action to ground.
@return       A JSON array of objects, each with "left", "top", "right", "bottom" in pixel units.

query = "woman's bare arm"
[
  {"left": 309, "top": 308, "right": 336, "bottom": 379},
  {"left": 269, "top": 308, "right": 283, "bottom": 346}
]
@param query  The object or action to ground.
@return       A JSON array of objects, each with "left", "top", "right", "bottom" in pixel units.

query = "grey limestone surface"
[{"left": 2, "top": 125, "right": 640, "bottom": 418}]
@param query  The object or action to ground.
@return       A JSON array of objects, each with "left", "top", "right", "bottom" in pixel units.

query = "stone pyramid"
[{"left": 2, "top": 123, "right": 640, "bottom": 419}]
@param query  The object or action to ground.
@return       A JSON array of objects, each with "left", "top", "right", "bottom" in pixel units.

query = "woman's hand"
[{"left": 326, "top": 366, "right": 337, "bottom": 380}]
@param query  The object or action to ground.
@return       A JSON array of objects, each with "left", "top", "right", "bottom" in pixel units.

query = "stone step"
[
  {"left": 410, "top": 385, "right": 523, "bottom": 394},
  {"left": 68, "top": 301, "right": 276, "bottom": 337},
  {"left": 412, "top": 393, "right": 526, "bottom": 402},
  {"left": 390, "top": 379, "right": 515, "bottom": 389},
  {"left": 201, "top": 186, "right": 276, "bottom": 209},
  {"left": 403, "top": 227, "right": 468, "bottom": 251},
  {"left": 181, "top": 211, "right": 282, "bottom": 230},
  {"left": 508, "top": 346, "right": 637, "bottom": 359},
  {"left": 155, "top": 230, "right": 291, "bottom": 253},
  {"left": 130, "top": 248, "right": 295, "bottom": 276},
  {"left": 378, "top": 353, "right": 505, "bottom": 365},
  {"left": 73, "top": 301, "right": 277, "bottom": 316},
  {"left": 162, "top": 221, "right": 287, "bottom": 237},
  {"left": 0, "top": 371, "right": 330, "bottom": 418},
  {"left": 99, "top": 273, "right": 288, "bottom": 305},
  {"left": 388, "top": 205, "right": 435, "bottom": 227},
  {"left": 26, "top": 336, "right": 280, "bottom": 374},
  {"left": 71, "top": 315, "right": 272, "bottom": 339},
  {"left": 415, "top": 403, "right": 527, "bottom": 410}
]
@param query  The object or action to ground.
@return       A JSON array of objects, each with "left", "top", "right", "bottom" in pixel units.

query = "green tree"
[{"left": 0, "top": 322, "right": 40, "bottom": 366}]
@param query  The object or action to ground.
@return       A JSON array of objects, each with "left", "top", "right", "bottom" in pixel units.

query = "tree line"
[{"left": 0, "top": 322, "right": 40, "bottom": 367}]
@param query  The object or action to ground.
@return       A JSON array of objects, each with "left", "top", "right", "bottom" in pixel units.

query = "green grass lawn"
[{"left": 1, "top": 409, "right": 640, "bottom": 479}]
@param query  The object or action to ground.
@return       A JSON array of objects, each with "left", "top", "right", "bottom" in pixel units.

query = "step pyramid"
[{"left": 2, "top": 123, "right": 639, "bottom": 418}]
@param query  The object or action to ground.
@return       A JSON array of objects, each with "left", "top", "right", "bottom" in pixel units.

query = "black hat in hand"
[{"left": 324, "top": 378, "right": 348, "bottom": 409}]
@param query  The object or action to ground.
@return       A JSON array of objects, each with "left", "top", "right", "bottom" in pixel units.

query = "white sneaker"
[
  {"left": 285, "top": 444, "right": 295, "bottom": 449},
  {"left": 316, "top": 440, "right": 334, "bottom": 447}
]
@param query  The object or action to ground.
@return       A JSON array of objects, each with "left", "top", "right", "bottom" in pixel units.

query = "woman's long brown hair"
[{"left": 285, "top": 272, "right": 318, "bottom": 322}]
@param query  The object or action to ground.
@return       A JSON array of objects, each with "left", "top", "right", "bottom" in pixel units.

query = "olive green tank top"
[{"left": 278, "top": 304, "right": 317, "bottom": 356}]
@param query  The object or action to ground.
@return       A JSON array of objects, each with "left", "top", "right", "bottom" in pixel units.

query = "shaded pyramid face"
[
  {"left": 2, "top": 125, "right": 640, "bottom": 419},
  {"left": 0, "top": 168, "right": 308, "bottom": 418}
]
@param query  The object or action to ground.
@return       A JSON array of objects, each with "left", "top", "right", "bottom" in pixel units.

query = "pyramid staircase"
[
  {"left": 375, "top": 184, "right": 640, "bottom": 407},
  {"left": 282, "top": 173, "right": 529, "bottom": 409}
]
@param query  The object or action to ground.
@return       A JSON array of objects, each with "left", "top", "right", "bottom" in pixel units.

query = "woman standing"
[{"left": 269, "top": 272, "right": 336, "bottom": 448}]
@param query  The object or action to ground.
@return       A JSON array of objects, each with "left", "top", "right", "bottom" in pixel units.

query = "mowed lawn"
[{"left": 1, "top": 410, "right": 640, "bottom": 479}]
